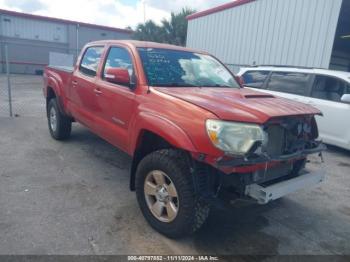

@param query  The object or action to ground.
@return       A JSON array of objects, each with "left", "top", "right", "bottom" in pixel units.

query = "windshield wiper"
[
  {"left": 153, "top": 83, "right": 233, "bottom": 88},
  {"left": 204, "top": 84, "right": 232, "bottom": 88}
]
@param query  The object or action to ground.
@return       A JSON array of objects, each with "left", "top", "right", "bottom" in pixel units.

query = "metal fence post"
[{"left": 5, "top": 45, "right": 13, "bottom": 117}]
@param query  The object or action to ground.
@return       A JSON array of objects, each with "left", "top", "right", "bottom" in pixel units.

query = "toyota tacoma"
[{"left": 43, "top": 40, "right": 325, "bottom": 238}]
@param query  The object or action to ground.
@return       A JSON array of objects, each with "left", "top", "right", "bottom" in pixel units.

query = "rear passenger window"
[
  {"left": 242, "top": 71, "right": 269, "bottom": 88},
  {"left": 79, "top": 46, "right": 104, "bottom": 77},
  {"left": 311, "top": 75, "right": 347, "bottom": 102},
  {"left": 266, "top": 72, "right": 311, "bottom": 96}
]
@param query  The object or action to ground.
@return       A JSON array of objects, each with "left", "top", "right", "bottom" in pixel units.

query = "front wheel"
[
  {"left": 47, "top": 98, "right": 72, "bottom": 140},
  {"left": 135, "top": 149, "right": 210, "bottom": 238}
]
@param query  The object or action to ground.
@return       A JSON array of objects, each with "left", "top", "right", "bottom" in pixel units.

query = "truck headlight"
[{"left": 206, "top": 119, "right": 267, "bottom": 155}]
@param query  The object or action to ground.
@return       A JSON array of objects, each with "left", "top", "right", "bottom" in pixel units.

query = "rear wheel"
[
  {"left": 135, "top": 149, "right": 210, "bottom": 238},
  {"left": 47, "top": 98, "right": 71, "bottom": 140}
]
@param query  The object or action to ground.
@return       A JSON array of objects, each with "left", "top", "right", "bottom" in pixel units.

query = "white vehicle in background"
[{"left": 237, "top": 66, "right": 350, "bottom": 150}]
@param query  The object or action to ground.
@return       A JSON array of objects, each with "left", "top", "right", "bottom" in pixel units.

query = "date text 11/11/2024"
[{"left": 127, "top": 255, "right": 219, "bottom": 261}]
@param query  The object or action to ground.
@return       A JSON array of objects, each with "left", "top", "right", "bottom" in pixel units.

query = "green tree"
[
  {"left": 133, "top": 20, "right": 165, "bottom": 43},
  {"left": 132, "top": 8, "right": 196, "bottom": 46},
  {"left": 161, "top": 8, "right": 195, "bottom": 46}
]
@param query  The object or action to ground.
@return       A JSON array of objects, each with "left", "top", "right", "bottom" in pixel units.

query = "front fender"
[{"left": 129, "top": 112, "right": 197, "bottom": 155}]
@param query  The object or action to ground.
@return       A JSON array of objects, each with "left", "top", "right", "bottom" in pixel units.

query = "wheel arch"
[
  {"left": 45, "top": 74, "right": 68, "bottom": 113},
  {"left": 45, "top": 86, "right": 67, "bottom": 117},
  {"left": 129, "top": 113, "right": 197, "bottom": 191}
]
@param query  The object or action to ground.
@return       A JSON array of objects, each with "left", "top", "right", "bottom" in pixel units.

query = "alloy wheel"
[{"left": 144, "top": 170, "right": 179, "bottom": 223}]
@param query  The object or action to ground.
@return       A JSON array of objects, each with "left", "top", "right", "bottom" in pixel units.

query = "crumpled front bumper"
[
  {"left": 245, "top": 170, "right": 326, "bottom": 204},
  {"left": 216, "top": 142, "right": 326, "bottom": 168}
]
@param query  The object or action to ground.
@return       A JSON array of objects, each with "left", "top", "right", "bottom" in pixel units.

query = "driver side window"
[
  {"left": 103, "top": 47, "right": 134, "bottom": 79},
  {"left": 311, "top": 75, "right": 347, "bottom": 102}
]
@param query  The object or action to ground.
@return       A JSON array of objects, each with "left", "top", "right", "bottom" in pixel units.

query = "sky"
[{"left": 0, "top": 0, "right": 229, "bottom": 29}]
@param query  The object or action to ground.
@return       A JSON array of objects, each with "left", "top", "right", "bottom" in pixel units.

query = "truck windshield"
[{"left": 137, "top": 48, "right": 239, "bottom": 88}]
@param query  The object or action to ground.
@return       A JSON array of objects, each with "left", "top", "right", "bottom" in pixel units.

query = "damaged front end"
[
  {"left": 195, "top": 115, "right": 326, "bottom": 205},
  {"left": 217, "top": 115, "right": 326, "bottom": 169}
]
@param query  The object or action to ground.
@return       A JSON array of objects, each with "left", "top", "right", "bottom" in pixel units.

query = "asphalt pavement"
[{"left": 0, "top": 75, "right": 350, "bottom": 255}]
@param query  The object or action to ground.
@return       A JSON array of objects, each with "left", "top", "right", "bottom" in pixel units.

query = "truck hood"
[{"left": 153, "top": 87, "right": 321, "bottom": 124}]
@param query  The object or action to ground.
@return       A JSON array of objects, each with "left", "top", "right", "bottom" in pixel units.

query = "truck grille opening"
[
  {"left": 265, "top": 125, "right": 285, "bottom": 156},
  {"left": 263, "top": 116, "right": 317, "bottom": 157}
]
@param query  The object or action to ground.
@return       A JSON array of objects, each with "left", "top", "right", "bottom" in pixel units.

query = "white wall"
[
  {"left": 1, "top": 15, "right": 68, "bottom": 43},
  {"left": 187, "top": 0, "right": 343, "bottom": 69}
]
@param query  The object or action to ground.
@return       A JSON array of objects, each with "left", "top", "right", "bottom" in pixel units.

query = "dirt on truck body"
[{"left": 43, "top": 40, "right": 325, "bottom": 238}]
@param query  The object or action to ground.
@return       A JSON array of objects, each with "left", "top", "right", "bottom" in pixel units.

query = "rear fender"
[
  {"left": 45, "top": 76, "right": 67, "bottom": 115},
  {"left": 46, "top": 75, "right": 62, "bottom": 98}
]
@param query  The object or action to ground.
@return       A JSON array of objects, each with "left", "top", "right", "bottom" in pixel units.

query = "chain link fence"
[
  {"left": 0, "top": 40, "right": 76, "bottom": 117},
  {"left": 0, "top": 45, "right": 12, "bottom": 117},
  {"left": 0, "top": 73, "right": 10, "bottom": 117},
  {"left": 0, "top": 42, "right": 46, "bottom": 118},
  {"left": 0, "top": 73, "right": 45, "bottom": 117},
  {"left": 0, "top": 51, "right": 47, "bottom": 118}
]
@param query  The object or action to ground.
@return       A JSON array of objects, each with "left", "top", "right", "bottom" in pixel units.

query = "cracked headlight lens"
[{"left": 206, "top": 119, "right": 267, "bottom": 155}]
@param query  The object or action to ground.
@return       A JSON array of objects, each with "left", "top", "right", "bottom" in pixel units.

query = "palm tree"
[
  {"left": 132, "top": 8, "right": 196, "bottom": 46},
  {"left": 161, "top": 8, "right": 195, "bottom": 46}
]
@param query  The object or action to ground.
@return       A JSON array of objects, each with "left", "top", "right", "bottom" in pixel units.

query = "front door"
[
  {"left": 94, "top": 46, "right": 136, "bottom": 152},
  {"left": 307, "top": 75, "right": 350, "bottom": 149}
]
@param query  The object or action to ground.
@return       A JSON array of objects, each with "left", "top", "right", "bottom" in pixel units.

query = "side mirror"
[
  {"left": 105, "top": 68, "right": 130, "bottom": 86},
  {"left": 341, "top": 94, "right": 350, "bottom": 104}
]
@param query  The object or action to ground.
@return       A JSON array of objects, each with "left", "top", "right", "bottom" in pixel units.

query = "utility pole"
[{"left": 143, "top": 0, "right": 146, "bottom": 23}]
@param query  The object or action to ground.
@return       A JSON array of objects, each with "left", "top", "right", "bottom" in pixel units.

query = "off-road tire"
[
  {"left": 47, "top": 98, "right": 72, "bottom": 140},
  {"left": 135, "top": 149, "right": 210, "bottom": 238}
]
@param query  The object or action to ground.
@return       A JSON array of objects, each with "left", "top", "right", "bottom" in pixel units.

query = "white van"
[{"left": 237, "top": 66, "right": 350, "bottom": 150}]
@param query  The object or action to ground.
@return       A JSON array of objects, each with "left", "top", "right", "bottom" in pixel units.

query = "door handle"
[
  {"left": 94, "top": 88, "right": 102, "bottom": 95},
  {"left": 72, "top": 80, "right": 78, "bottom": 86}
]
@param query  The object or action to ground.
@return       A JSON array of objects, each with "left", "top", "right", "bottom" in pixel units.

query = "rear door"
[
  {"left": 241, "top": 70, "right": 314, "bottom": 103},
  {"left": 307, "top": 75, "right": 350, "bottom": 149},
  {"left": 70, "top": 46, "right": 104, "bottom": 130}
]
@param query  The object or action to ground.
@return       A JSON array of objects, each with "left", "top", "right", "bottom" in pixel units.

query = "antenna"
[{"left": 143, "top": 0, "right": 146, "bottom": 23}]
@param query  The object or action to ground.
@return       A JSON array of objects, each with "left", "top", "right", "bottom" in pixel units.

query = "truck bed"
[
  {"left": 44, "top": 66, "right": 74, "bottom": 101},
  {"left": 46, "top": 65, "right": 74, "bottom": 73}
]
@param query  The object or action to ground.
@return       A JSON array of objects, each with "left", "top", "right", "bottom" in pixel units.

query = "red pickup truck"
[{"left": 43, "top": 40, "right": 325, "bottom": 238}]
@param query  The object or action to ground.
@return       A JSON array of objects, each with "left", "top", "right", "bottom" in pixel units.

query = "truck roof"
[{"left": 87, "top": 40, "right": 208, "bottom": 54}]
